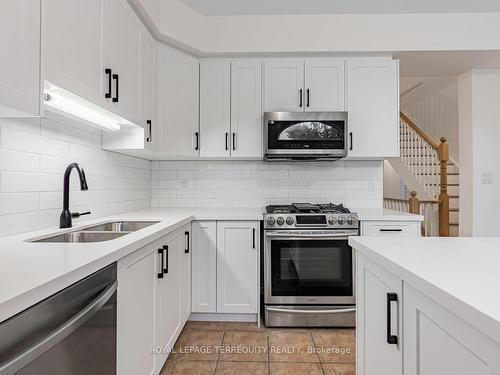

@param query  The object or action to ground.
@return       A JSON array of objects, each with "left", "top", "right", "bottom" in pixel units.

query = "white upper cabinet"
[
  {"left": 107, "top": 0, "right": 142, "bottom": 125},
  {"left": 216, "top": 221, "right": 259, "bottom": 314},
  {"left": 264, "top": 59, "right": 304, "bottom": 112},
  {"left": 347, "top": 58, "right": 399, "bottom": 158},
  {"left": 231, "top": 60, "right": 263, "bottom": 158},
  {"left": 157, "top": 45, "right": 199, "bottom": 158},
  {"left": 199, "top": 60, "right": 231, "bottom": 157},
  {"left": 0, "top": 0, "right": 40, "bottom": 116},
  {"left": 141, "top": 28, "right": 157, "bottom": 151},
  {"left": 305, "top": 58, "right": 345, "bottom": 111},
  {"left": 43, "top": 0, "right": 108, "bottom": 109}
]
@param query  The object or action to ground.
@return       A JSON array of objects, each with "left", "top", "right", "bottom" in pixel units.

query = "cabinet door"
[
  {"left": 191, "top": 221, "right": 217, "bottom": 313},
  {"left": 231, "top": 60, "right": 263, "bottom": 158},
  {"left": 142, "top": 28, "right": 157, "bottom": 152},
  {"left": 0, "top": 0, "right": 40, "bottom": 116},
  {"left": 216, "top": 221, "right": 259, "bottom": 314},
  {"left": 264, "top": 60, "right": 304, "bottom": 112},
  {"left": 404, "top": 284, "right": 500, "bottom": 375},
  {"left": 155, "top": 231, "right": 183, "bottom": 370},
  {"left": 356, "top": 253, "right": 403, "bottom": 375},
  {"left": 108, "top": 0, "right": 142, "bottom": 124},
  {"left": 180, "top": 227, "right": 192, "bottom": 322},
  {"left": 305, "top": 58, "right": 345, "bottom": 111},
  {"left": 199, "top": 60, "right": 231, "bottom": 157},
  {"left": 347, "top": 58, "right": 399, "bottom": 158},
  {"left": 43, "top": 0, "right": 107, "bottom": 111},
  {"left": 117, "top": 241, "right": 158, "bottom": 375},
  {"left": 157, "top": 45, "right": 199, "bottom": 158}
]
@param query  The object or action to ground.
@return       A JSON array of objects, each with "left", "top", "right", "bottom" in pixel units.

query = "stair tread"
[
  {"left": 450, "top": 222, "right": 459, "bottom": 226},
  {"left": 450, "top": 208, "right": 459, "bottom": 212}
]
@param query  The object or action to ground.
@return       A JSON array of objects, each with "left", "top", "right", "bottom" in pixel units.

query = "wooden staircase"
[{"left": 386, "top": 112, "right": 458, "bottom": 236}]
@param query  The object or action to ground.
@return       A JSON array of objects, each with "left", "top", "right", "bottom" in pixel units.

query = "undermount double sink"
[{"left": 31, "top": 221, "right": 160, "bottom": 243}]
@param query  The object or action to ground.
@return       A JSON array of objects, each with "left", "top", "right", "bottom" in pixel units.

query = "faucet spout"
[{"left": 60, "top": 163, "right": 90, "bottom": 228}]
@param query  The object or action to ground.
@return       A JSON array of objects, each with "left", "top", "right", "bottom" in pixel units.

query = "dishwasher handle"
[{"left": 0, "top": 281, "right": 117, "bottom": 375}]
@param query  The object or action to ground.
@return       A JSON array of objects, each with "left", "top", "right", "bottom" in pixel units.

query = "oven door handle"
[
  {"left": 266, "top": 306, "right": 356, "bottom": 314},
  {"left": 265, "top": 232, "right": 357, "bottom": 240}
]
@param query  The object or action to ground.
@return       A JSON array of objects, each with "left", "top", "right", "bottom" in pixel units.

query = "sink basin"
[
  {"left": 82, "top": 221, "right": 160, "bottom": 232},
  {"left": 32, "top": 231, "right": 129, "bottom": 243}
]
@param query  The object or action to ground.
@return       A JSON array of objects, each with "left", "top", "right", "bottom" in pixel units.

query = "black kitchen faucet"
[{"left": 59, "top": 163, "right": 90, "bottom": 228}]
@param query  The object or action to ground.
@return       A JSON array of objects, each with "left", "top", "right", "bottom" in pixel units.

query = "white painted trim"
[{"left": 188, "top": 313, "right": 258, "bottom": 322}]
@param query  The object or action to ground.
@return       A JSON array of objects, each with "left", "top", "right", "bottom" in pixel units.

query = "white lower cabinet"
[
  {"left": 357, "top": 252, "right": 500, "bottom": 375},
  {"left": 191, "top": 221, "right": 259, "bottom": 315},
  {"left": 117, "top": 224, "right": 191, "bottom": 375},
  {"left": 361, "top": 220, "right": 421, "bottom": 237},
  {"left": 356, "top": 253, "right": 403, "bottom": 375},
  {"left": 216, "top": 221, "right": 259, "bottom": 313}
]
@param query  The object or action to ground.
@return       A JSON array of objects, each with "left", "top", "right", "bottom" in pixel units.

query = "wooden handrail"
[{"left": 400, "top": 111, "right": 439, "bottom": 150}]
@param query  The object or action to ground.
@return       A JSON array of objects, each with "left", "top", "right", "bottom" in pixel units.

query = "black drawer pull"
[
  {"left": 163, "top": 245, "right": 168, "bottom": 274},
  {"left": 105, "top": 68, "right": 112, "bottom": 99},
  {"left": 112, "top": 73, "right": 119, "bottom": 102},
  {"left": 387, "top": 293, "right": 398, "bottom": 345},
  {"left": 380, "top": 228, "right": 403, "bottom": 232},
  {"left": 157, "top": 249, "right": 164, "bottom": 278},
  {"left": 185, "top": 231, "right": 190, "bottom": 253},
  {"left": 146, "top": 120, "right": 152, "bottom": 142}
]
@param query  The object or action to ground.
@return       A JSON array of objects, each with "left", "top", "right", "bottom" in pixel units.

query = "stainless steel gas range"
[{"left": 263, "top": 203, "right": 358, "bottom": 327}]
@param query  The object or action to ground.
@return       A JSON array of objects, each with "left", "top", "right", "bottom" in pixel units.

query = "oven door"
[
  {"left": 264, "top": 112, "right": 347, "bottom": 158},
  {"left": 264, "top": 230, "right": 356, "bottom": 305}
]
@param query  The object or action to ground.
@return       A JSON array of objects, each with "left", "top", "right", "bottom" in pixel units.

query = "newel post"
[
  {"left": 408, "top": 191, "right": 419, "bottom": 215},
  {"left": 438, "top": 137, "right": 450, "bottom": 237}
]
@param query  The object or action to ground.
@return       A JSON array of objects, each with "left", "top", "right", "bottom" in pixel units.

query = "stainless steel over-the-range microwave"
[{"left": 263, "top": 111, "right": 348, "bottom": 161}]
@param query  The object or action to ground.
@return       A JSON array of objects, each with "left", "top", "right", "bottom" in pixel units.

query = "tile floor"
[{"left": 161, "top": 321, "right": 355, "bottom": 375}]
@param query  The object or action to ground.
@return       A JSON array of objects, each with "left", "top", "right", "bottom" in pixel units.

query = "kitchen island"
[{"left": 350, "top": 236, "right": 500, "bottom": 375}]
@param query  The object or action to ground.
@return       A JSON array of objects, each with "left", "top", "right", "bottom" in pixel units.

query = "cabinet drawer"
[{"left": 361, "top": 221, "right": 420, "bottom": 237}]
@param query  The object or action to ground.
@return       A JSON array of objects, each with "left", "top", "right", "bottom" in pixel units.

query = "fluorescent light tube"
[{"left": 44, "top": 81, "right": 136, "bottom": 132}]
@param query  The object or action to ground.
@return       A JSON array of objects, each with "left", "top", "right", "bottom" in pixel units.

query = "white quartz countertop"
[
  {"left": 356, "top": 208, "right": 423, "bottom": 222},
  {"left": 0, "top": 207, "right": 262, "bottom": 322},
  {"left": 349, "top": 236, "right": 500, "bottom": 344}
]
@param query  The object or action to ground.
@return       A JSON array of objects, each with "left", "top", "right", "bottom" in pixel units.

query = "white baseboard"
[{"left": 188, "top": 313, "right": 258, "bottom": 322}]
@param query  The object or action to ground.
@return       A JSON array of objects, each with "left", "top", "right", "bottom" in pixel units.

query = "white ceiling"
[{"left": 178, "top": 0, "right": 500, "bottom": 16}]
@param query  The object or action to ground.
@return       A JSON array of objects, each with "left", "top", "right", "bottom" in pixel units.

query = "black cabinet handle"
[
  {"left": 225, "top": 132, "right": 229, "bottom": 151},
  {"left": 112, "top": 74, "right": 119, "bottom": 102},
  {"left": 163, "top": 245, "right": 169, "bottom": 274},
  {"left": 306, "top": 89, "right": 310, "bottom": 107},
  {"left": 195, "top": 132, "right": 199, "bottom": 151},
  {"left": 387, "top": 293, "right": 398, "bottom": 345},
  {"left": 232, "top": 132, "right": 236, "bottom": 151},
  {"left": 157, "top": 248, "right": 164, "bottom": 278},
  {"left": 299, "top": 89, "right": 303, "bottom": 108},
  {"left": 252, "top": 228, "right": 256, "bottom": 249},
  {"left": 185, "top": 231, "right": 190, "bottom": 253},
  {"left": 349, "top": 132, "right": 353, "bottom": 150},
  {"left": 146, "top": 120, "right": 152, "bottom": 142},
  {"left": 105, "top": 68, "right": 112, "bottom": 99},
  {"left": 380, "top": 228, "right": 403, "bottom": 232}
]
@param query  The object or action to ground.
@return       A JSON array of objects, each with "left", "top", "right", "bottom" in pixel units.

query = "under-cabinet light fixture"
[{"left": 43, "top": 82, "right": 135, "bottom": 132}]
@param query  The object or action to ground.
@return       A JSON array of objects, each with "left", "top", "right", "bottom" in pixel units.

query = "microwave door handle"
[{"left": 0, "top": 281, "right": 117, "bottom": 375}]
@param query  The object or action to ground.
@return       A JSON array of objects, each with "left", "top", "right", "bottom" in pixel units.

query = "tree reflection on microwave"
[{"left": 279, "top": 121, "right": 342, "bottom": 140}]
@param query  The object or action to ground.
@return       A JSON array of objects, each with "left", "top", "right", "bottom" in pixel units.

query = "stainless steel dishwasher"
[{"left": 0, "top": 263, "right": 117, "bottom": 375}]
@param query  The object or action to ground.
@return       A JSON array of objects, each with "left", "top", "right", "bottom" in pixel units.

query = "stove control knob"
[
  {"left": 267, "top": 217, "right": 276, "bottom": 226},
  {"left": 338, "top": 216, "right": 346, "bottom": 225},
  {"left": 276, "top": 217, "right": 285, "bottom": 225},
  {"left": 286, "top": 217, "right": 294, "bottom": 225},
  {"left": 328, "top": 216, "right": 336, "bottom": 225},
  {"left": 347, "top": 216, "right": 357, "bottom": 225}
]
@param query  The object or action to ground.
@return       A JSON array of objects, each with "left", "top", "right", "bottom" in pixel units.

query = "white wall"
[
  {"left": 401, "top": 77, "right": 459, "bottom": 162},
  {"left": 383, "top": 160, "right": 406, "bottom": 200},
  {"left": 458, "top": 69, "right": 500, "bottom": 236},
  {"left": 151, "top": 160, "right": 383, "bottom": 209},
  {"left": 134, "top": 0, "right": 500, "bottom": 54},
  {"left": 0, "top": 118, "right": 151, "bottom": 237}
]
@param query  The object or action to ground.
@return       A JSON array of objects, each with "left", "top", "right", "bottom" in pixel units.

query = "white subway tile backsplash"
[
  {"left": 0, "top": 118, "right": 150, "bottom": 237},
  {"left": 152, "top": 160, "right": 383, "bottom": 209}
]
